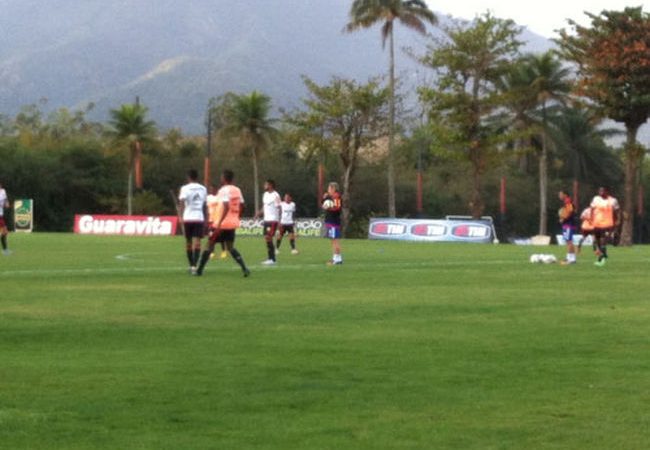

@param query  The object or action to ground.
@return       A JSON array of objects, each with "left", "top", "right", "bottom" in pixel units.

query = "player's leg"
[
  {"left": 289, "top": 228, "right": 298, "bottom": 254},
  {"left": 276, "top": 226, "right": 285, "bottom": 250},
  {"left": 326, "top": 224, "right": 342, "bottom": 265},
  {"left": 183, "top": 222, "right": 194, "bottom": 269},
  {"left": 226, "top": 232, "right": 250, "bottom": 277},
  {"left": 0, "top": 221, "right": 9, "bottom": 255},
  {"left": 220, "top": 240, "right": 228, "bottom": 259},
  {"left": 561, "top": 226, "right": 576, "bottom": 264},
  {"left": 263, "top": 222, "right": 277, "bottom": 264},
  {"left": 594, "top": 229, "right": 607, "bottom": 266},
  {"left": 196, "top": 230, "right": 219, "bottom": 275}
]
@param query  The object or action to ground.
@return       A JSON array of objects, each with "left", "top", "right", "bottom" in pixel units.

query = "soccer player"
[
  {"left": 207, "top": 184, "right": 227, "bottom": 259},
  {"left": 256, "top": 179, "right": 281, "bottom": 265},
  {"left": 590, "top": 186, "right": 620, "bottom": 267},
  {"left": 558, "top": 190, "right": 577, "bottom": 265},
  {"left": 178, "top": 169, "right": 207, "bottom": 274},
  {"left": 323, "top": 181, "right": 342, "bottom": 265},
  {"left": 196, "top": 169, "right": 250, "bottom": 277},
  {"left": 276, "top": 193, "right": 299, "bottom": 255},
  {"left": 0, "top": 182, "right": 11, "bottom": 255},
  {"left": 577, "top": 207, "right": 595, "bottom": 254}
]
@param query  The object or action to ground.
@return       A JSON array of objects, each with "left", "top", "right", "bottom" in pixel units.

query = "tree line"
[{"left": 0, "top": 4, "right": 648, "bottom": 243}]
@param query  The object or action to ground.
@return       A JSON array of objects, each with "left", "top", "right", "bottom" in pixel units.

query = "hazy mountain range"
[{"left": 0, "top": 0, "right": 555, "bottom": 134}]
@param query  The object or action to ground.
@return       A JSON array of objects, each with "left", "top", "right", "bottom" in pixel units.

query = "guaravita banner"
[{"left": 74, "top": 214, "right": 179, "bottom": 236}]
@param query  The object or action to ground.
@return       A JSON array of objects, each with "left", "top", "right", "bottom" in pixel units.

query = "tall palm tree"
[
  {"left": 522, "top": 52, "right": 572, "bottom": 235},
  {"left": 108, "top": 104, "right": 156, "bottom": 215},
  {"left": 222, "top": 91, "right": 276, "bottom": 214},
  {"left": 346, "top": 0, "right": 437, "bottom": 217}
]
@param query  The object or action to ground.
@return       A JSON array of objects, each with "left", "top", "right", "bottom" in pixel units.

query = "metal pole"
[{"left": 204, "top": 108, "right": 212, "bottom": 187}]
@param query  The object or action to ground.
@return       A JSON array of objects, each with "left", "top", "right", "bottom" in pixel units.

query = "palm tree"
[
  {"left": 346, "top": 0, "right": 437, "bottom": 217},
  {"left": 108, "top": 104, "right": 156, "bottom": 215},
  {"left": 514, "top": 52, "right": 572, "bottom": 235},
  {"left": 549, "top": 106, "right": 622, "bottom": 188},
  {"left": 222, "top": 91, "right": 276, "bottom": 214}
]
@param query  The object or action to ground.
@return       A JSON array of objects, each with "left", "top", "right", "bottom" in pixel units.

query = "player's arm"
[
  {"left": 214, "top": 201, "right": 228, "bottom": 229},
  {"left": 613, "top": 200, "right": 621, "bottom": 227}
]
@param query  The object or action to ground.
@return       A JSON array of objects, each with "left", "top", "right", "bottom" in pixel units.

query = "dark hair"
[
  {"left": 222, "top": 169, "right": 234, "bottom": 183},
  {"left": 187, "top": 169, "right": 199, "bottom": 181},
  {"left": 559, "top": 189, "right": 570, "bottom": 197},
  {"left": 266, "top": 179, "right": 275, "bottom": 188}
]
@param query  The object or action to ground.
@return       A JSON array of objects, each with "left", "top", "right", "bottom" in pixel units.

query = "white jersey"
[
  {"left": 262, "top": 190, "right": 281, "bottom": 222},
  {"left": 280, "top": 201, "right": 296, "bottom": 225},
  {"left": 0, "top": 189, "right": 6, "bottom": 217},
  {"left": 178, "top": 182, "right": 207, "bottom": 222}
]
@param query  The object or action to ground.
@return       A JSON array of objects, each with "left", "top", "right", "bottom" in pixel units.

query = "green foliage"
[
  {"left": 285, "top": 76, "right": 390, "bottom": 234},
  {"left": 418, "top": 13, "right": 523, "bottom": 217},
  {"left": 557, "top": 6, "right": 650, "bottom": 244}
]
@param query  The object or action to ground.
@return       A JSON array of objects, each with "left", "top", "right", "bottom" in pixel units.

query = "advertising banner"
[
  {"left": 368, "top": 218, "right": 495, "bottom": 243},
  {"left": 74, "top": 214, "right": 178, "bottom": 236},
  {"left": 14, "top": 199, "right": 34, "bottom": 232},
  {"left": 238, "top": 218, "right": 324, "bottom": 237}
]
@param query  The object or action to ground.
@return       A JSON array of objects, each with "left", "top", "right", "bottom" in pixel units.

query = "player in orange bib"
[
  {"left": 590, "top": 186, "right": 620, "bottom": 267},
  {"left": 196, "top": 170, "right": 250, "bottom": 277}
]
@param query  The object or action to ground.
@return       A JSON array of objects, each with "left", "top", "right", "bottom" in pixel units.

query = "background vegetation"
[{"left": 0, "top": 6, "right": 648, "bottom": 242}]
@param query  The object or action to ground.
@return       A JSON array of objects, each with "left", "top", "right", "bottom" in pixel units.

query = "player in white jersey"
[
  {"left": 255, "top": 179, "right": 281, "bottom": 265},
  {"left": 276, "top": 193, "right": 299, "bottom": 255},
  {"left": 178, "top": 169, "right": 207, "bottom": 274},
  {"left": 0, "top": 182, "right": 11, "bottom": 255}
]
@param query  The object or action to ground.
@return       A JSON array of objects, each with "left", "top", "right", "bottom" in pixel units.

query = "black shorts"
[
  {"left": 184, "top": 222, "right": 205, "bottom": 240},
  {"left": 264, "top": 221, "right": 279, "bottom": 238},
  {"left": 594, "top": 227, "right": 614, "bottom": 240},
  {"left": 209, "top": 228, "right": 235, "bottom": 244},
  {"left": 279, "top": 224, "right": 294, "bottom": 235}
]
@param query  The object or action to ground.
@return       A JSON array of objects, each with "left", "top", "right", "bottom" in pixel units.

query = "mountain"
[{"left": 0, "top": 0, "right": 554, "bottom": 134}]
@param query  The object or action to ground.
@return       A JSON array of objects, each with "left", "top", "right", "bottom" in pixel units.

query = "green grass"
[{"left": 1, "top": 233, "right": 649, "bottom": 449}]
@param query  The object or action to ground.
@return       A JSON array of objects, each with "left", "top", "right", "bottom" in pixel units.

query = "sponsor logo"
[
  {"left": 450, "top": 223, "right": 490, "bottom": 239},
  {"left": 370, "top": 222, "right": 407, "bottom": 236},
  {"left": 368, "top": 218, "right": 494, "bottom": 243},
  {"left": 238, "top": 218, "right": 323, "bottom": 237},
  {"left": 74, "top": 215, "right": 178, "bottom": 236},
  {"left": 411, "top": 223, "right": 446, "bottom": 237}
]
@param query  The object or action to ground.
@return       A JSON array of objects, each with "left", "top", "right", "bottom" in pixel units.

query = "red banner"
[{"left": 74, "top": 214, "right": 178, "bottom": 236}]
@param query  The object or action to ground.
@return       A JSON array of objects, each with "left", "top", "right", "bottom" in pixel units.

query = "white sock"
[{"left": 568, "top": 253, "right": 576, "bottom": 262}]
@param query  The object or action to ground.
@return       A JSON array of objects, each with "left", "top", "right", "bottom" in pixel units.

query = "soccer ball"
[
  {"left": 529, "top": 254, "right": 542, "bottom": 263},
  {"left": 322, "top": 199, "right": 335, "bottom": 210},
  {"left": 541, "top": 254, "right": 557, "bottom": 264}
]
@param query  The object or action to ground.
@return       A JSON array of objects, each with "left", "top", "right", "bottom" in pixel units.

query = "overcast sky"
[{"left": 426, "top": 1, "right": 650, "bottom": 37}]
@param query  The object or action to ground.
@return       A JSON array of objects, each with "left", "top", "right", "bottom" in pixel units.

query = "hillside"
[{"left": 0, "top": 0, "right": 554, "bottom": 134}]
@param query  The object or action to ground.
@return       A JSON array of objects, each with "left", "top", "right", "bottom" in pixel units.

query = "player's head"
[
  {"left": 558, "top": 190, "right": 570, "bottom": 201},
  {"left": 327, "top": 182, "right": 339, "bottom": 195},
  {"left": 221, "top": 169, "right": 234, "bottom": 184},
  {"left": 187, "top": 169, "right": 199, "bottom": 182},
  {"left": 264, "top": 179, "right": 275, "bottom": 191},
  {"left": 598, "top": 186, "right": 609, "bottom": 198},
  {"left": 209, "top": 184, "right": 218, "bottom": 195},
  {"left": 283, "top": 193, "right": 292, "bottom": 202}
]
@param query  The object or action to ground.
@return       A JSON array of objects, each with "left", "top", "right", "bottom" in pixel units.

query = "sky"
[{"left": 426, "top": 0, "right": 650, "bottom": 38}]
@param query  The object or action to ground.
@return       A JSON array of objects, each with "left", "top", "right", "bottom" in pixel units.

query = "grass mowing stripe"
[{"left": 1, "top": 233, "right": 649, "bottom": 449}]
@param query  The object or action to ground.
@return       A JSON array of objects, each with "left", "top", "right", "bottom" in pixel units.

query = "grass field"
[{"left": 1, "top": 233, "right": 649, "bottom": 449}]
